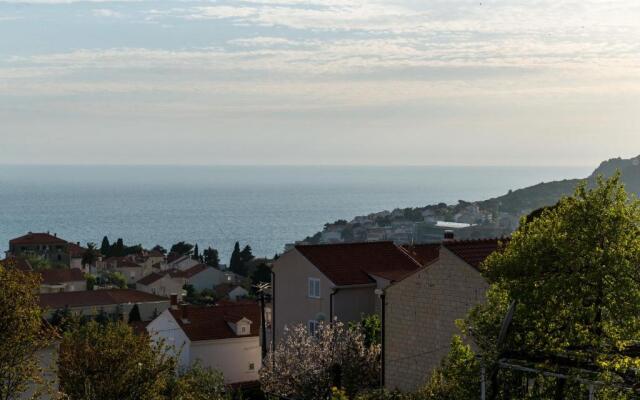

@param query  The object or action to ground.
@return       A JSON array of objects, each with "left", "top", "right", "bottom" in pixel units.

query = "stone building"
[{"left": 384, "top": 238, "right": 506, "bottom": 391}]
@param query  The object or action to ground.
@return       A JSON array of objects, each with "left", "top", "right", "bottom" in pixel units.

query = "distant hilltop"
[{"left": 295, "top": 155, "right": 640, "bottom": 248}]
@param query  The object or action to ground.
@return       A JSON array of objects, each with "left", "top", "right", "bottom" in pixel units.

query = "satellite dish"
[{"left": 497, "top": 300, "right": 516, "bottom": 348}]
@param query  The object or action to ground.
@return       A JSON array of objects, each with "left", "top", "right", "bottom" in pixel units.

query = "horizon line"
[{"left": 0, "top": 163, "right": 594, "bottom": 169}]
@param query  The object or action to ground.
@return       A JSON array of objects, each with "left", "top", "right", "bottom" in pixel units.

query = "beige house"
[
  {"left": 384, "top": 238, "right": 506, "bottom": 392},
  {"left": 272, "top": 242, "right": 423, "bottom": 342}
]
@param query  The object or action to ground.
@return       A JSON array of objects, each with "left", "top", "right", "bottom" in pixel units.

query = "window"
[
  {"left": 241, "top": 326, "right": 246, "bottom": 334},
  {"left": 308, "top": 278, "right": 320, "bottom": 298},
  {"left": 308, "top": 320, "right": 319, "bottom": 336},
  {"left": 249, "top": 363, "right": 255, "bottom": 371}
]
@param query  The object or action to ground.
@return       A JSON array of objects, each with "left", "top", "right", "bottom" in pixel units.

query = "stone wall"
[{"left": 384, "top": 248, "right": 488, "bottom": 392}]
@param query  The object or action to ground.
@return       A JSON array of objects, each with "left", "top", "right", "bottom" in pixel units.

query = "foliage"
[
  {"left": 24, "top": 254, "right": 52, "bottom": 270},
  {"left": 153, "top": 245, "right": 168, "bottom": 255},
  {"left": 98, "top": 271, "right": 127, "bottom": 289},
  {"left": 260, "top": 322, "right": 380, "bottom": 400},
  {"left": 102, "top": 237, "right": 144, "bottom": 258},
  {"left": 418, "top": 336, "right": 480, "bottom": 400},
  {"left": 250, "top": 262, "right": 271, "bottom": 289},
  {"left": 230, "top": 242, "right": 254, "bottom": 276},
  {"left": 129, "top": 303, "right": 142, "bottom": 322},
  {"left": 100, "top": 236, "right": 110, "bottom": 256},
  {"left": 203, "top": 246, "right": 220, "bottom": 269},
  {"left": 434, "top": 175, "right": 640, "bottom": 398},
  {"left": 349, "top": 315, "right": 381, "bottom": 347},
  {"left": 171, "top": 242, "right": 194, "bottom": 257},
  {"left": 166, "top": 362, "right": 227, "bottom": 400},
  {"left": 58, "top": 320, "right": 176, "bottom": 400},
  {"left": 81, "top": 242, "right": 99, "bottom": 268},
  {"left": 183, "top": 284, "right": 216, "bottom": 305},
  {"left": 85, "top": 273, "right": 97, "bottom": 290},
  {"left": 0, "top": 263, "right": 51, "bottom": 400}
]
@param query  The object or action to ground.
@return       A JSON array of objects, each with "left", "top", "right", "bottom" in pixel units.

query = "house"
[
  {"left": 107, "top": 259, "right": 148, "bottom": 285},
  {"left": 39, "top": 289, "right": 170, "bottom": 322},
  {"left": 181, "top": 264, "right": 220, "bottom": 292},
  {"left": 271, "top": 241, "right": 423, "bottom": 342},
  {"left": 136, "top": 271, "right": 185, "bottom": 299},
  {"left": 39, "top": 268, "right": 86, "bottom": 293},
  {"left": 384, "top": 238, "right": 506, "bottom": 392},
  {"left": 168, "top": 254, "right": 200, "bottom": 271},
  {"left": 214, "top": 284, "right": 249, "bottom": 302},
  {"left": 7, "top": 232, "right": 71, "bottom": 265},
  {"left": 147, "top": 297, "right": 262, "bottom": 384}
]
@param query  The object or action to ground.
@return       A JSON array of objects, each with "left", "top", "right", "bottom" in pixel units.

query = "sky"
[{"left": 0, "top": 0, "right": 639, "bottom": 166}]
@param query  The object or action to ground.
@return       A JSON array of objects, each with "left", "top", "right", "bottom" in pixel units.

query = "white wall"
[
  {"left": 187, "top": 268, "right": 217, "bottom": 292},
  {"left": 190, "top": 336, "right": 261, "bottom": 384},
  {"left": 147, "top": 309, "right": 191, "bottom": 368}
]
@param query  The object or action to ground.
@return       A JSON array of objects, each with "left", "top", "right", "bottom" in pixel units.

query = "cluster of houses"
[
  {"left": 3, "top": 229, "right": 508, "bottom": 394},
  {"left": 291, "top": 203, "right": 517, "bottom": 247}
]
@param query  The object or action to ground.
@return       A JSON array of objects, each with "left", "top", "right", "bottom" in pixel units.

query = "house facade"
[
  {"left": 147, "top": 299, "right": 262, "bottom": 384},
  {"left": 136, "top": 271, "right": 185, "bottom": 299},
  {"left": 271, "top": 242, "right": 423, "bottom": 342},
  {"left": 7, "top": 232, "right": 71, "bottom": 266},
  {"left": 384, "top": 239, "right": 505, "bottom": 391}
]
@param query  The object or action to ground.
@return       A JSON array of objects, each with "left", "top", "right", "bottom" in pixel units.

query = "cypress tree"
[
  {"left": 100, "top": 236, "right": 110, "bottom": 256},
  {"left": 229, "top": 242, "right": 242, "bottom": 274}
]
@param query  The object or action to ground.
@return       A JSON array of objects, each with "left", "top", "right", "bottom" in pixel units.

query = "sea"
[{"left": 0, "top": 165, "right": 592, "bottom": 263}]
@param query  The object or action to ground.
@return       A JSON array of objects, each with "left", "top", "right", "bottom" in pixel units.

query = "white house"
[
  {"left": 214, "top": 284, "right": 249, "bottom": 302},
  {"left": 147, "top": 297, "right": 262, "bottom": 384},
  {"left": 182, "top": 264, "right": 219, "bottom": 292},
  {"left": 136, "top": 271, "right": 185, "bottom": 299},
  {"left": 168, "top": 255, "right": 200, "bottom": 271}
]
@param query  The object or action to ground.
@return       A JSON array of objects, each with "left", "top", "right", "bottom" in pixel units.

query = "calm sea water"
[{"left": 0, "top": 165, "right": 591, "bottom": 262}]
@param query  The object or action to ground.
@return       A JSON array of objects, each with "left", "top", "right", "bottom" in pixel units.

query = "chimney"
[
  {"left": 443, "top": 230, "right": 455, "bottom": 242},
  {"left": 170, "top": 294, "right": 178, "bottom": 310},
  {"left": 77, "top": 242, "right": 80, "bottom": 246},
  {"left": 181, "top": 305, "right": 189, "bottom": 322}
]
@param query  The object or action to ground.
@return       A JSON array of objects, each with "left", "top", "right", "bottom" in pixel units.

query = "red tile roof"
[
  {"left": 401, "top": 243, "right": 441, "bottom": 266},
  {"left": 168, "top": 302, "right": 260, "bottom": 341},
  {"left": 39, "top": 289, "right": 168, "bottom": 309},
  {"left": 117, "top": 260, "right": 143, "bottom": 269},
  {"left": 182, "top": 264, "right": 209, "bottom": 278},
  {"left": 0, "top": 256, "right": 33, "bottom": 271},
  {"left": 67, "top": 242, "right": 87, "bottom": 258},
  {"left": 295, "top": 241, "right": 423, "bottom": 285},
  {"left": 443, "top": 238, "right": 509, "bottom": 269},
  {"left": 10, "top": 232, "right": 68, "bottom": 246},
  {"left": 137, "top": 272, "right": 165, "bottom": 286},
  {"left": 40, "top": 268, "right": 85, "bottom": 285}
]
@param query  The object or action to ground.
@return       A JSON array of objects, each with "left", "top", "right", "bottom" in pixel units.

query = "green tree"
[
  {"left": 193, "top": 243, "right": 200, "bottom": 261},
  {"left": 0, "top": 263, "right": 51, "bottom": 400},
  {"left": 229, "top": 242, "right": 242, "bottom": 274},
  {"left": 167, "top": 362, "right": 227, "bottom": 400},
  {"left": 170, "top": 242, "right": 194, "bottom": 257},
  {"left": 58, "top": 320, "right": 175, "bottom": 400},
  {"left": 152, "top": 245, "right": 167, "bottom": 255},
  {"left": 419, "top": 336, "right": 480, "bottom": 400},
  {"left": 85, "top": 273, "right": 97, "bottom": 291},
  {"left": 350, "top": 314, "right": 381, "bottom": 348},
  {"left": 100, "top": 236, "right": 110, "bottom": 257},
  {"left": 437, "top": 175, "right": 640, "bottom": 398},
  {"left": 203, "top": 247, "right": 220, "bottom": 269},
  {"left": 128, "top": 304, "right": 142, "bottom": 322},
  {"left": 81, "top": 242, "right": 99, "bottom": 269},
  {"left": 250, "top": 262, "right": 271, "bottom": 288}
]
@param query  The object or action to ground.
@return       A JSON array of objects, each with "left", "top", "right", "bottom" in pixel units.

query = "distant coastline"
[{"left": 0, "top": 164, "right": 593, "bottom": 262}]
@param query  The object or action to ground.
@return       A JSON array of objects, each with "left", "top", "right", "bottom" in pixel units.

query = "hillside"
[
  {"left": 298, "top": 155, "right": 640, "bottom": 246},
  {"left": 478, "top": 155, "right": 640, "bottom": 214}
]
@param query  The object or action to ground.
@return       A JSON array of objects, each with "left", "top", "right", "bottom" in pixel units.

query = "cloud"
[{"left": 91, "top": 8, "right": 123, "bottom": 18}]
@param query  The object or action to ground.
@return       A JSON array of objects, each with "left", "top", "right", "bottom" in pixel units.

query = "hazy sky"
[{"left": 1, "top": 0, "right": 639, "bottom": 166}]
